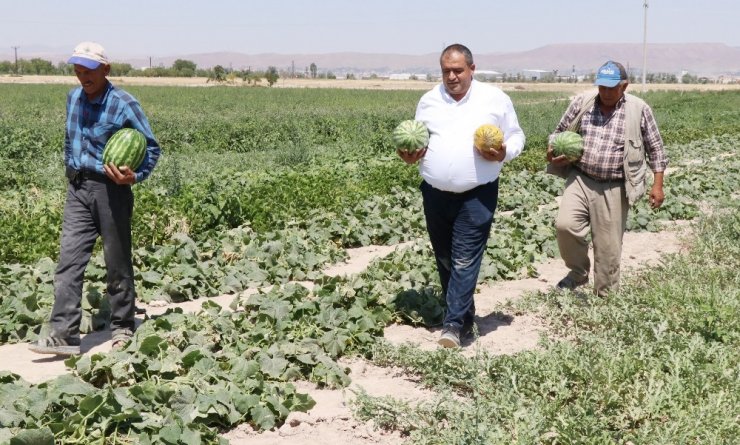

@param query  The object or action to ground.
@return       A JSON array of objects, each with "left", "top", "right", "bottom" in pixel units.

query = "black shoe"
[
  {"left": 461, "top": 319, "right": 476, "bottom": 338},
  {"left": 556, "top": 275, "right": 588, "bottom": 291}
]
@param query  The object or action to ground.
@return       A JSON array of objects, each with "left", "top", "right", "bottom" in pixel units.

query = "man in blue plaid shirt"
[{"left": 30, "top": 41, "right": 161, "bottom": 356}]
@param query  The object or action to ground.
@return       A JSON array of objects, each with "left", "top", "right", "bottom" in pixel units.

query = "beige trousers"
[{"left": 555, "top": 170, "right": 629, "bottom": 296}]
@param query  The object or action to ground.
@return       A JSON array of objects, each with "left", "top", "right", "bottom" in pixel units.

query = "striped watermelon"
[
  {"left": 103, "top": 128, "right": 146, "bottom": 170},
  {"left": 392, "top": 120, "right": 429, "bottom": 152},
  {"left": 551, "top": 131, "right": 584, "bottom": 161}
]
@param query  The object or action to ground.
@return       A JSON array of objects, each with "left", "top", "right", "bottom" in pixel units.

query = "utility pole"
[
  {"left": 11, "top": 46, "right": 20, "bottom": 75},
  {"left": 642, "top": 0, "right": 648, "bottom": 92}
]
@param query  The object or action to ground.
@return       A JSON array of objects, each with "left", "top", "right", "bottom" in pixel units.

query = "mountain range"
[{"left": 3, "top": 43, "right": 739, "bottom": 77}]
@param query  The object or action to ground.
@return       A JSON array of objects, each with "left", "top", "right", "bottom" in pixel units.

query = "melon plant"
[
  {"left": 392, "top": 120, "right": 429, "bottom": 152},
  {"left": 551, "top": 131, "right": 584, "bottom": 161},
  {"left": 474, "top": 124, "right": 504, "bottom": 153},
  {"left": 103, "top": 128, "right": 146, "bottom": 170}
]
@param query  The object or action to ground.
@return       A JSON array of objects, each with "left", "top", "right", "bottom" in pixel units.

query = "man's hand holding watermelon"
[{"left": 104, "top": 163, "right": 137, "bottom": 185}]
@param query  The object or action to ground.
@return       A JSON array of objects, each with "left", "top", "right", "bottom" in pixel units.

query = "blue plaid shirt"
[{"left": 64, "top": 82, "right": 160, "bottom": 183}]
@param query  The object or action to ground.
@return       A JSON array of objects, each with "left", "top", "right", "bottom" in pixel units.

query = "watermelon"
[
  {"left": 474, "top": 124, "right": 504, "bottom": 153},
  {"left": 551, "top": 131, "right": 584, "bottom": 161},
  {"left": 393, "top": 120, "right": 429, "bottom": 152},
  {"left": 103, "top": 128, "right": 147, "bottom": 170}
]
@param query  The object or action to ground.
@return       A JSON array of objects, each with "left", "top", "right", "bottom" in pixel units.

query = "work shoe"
[
  {"left": 111, "top": 329, "right": 134, "bottom": 351},
  {"left": 556, "top": 275, "right": 589, "bottom": 291},
  {"left": 438, "top": 327, "right": 461, "bottom": 348},
  {"left": 29, "top": 336, "right": 81, "bottom": 356},
  {"left": 461, "top": 317, "right": 477, "bottom": 339}
]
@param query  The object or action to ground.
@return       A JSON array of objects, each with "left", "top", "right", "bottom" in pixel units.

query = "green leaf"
[
  {"left": 259, "top": 354, "right": 289, "bottom": 379},
  {"left": 250, "top": 404, "right": 276, "bottom": 430},
  {"left": 9, "top": 428, "right": 55, "bottom": 445},
  {"left": 78, "top": 393, "right": 104, "bottom": 416},
  {"left": 139, "top": 335, "right": 168, "bottom": 356}
]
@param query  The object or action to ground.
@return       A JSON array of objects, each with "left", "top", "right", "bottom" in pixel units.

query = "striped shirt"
[
  {"left": 64, "top": 82, "right": 160, "bottom": 183},
  {"left": 553, "top": 94, "right": 667, "bottom": 180}
]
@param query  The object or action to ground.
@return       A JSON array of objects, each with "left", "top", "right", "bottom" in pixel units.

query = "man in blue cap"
[
  {"left": 29, "top": 41, "right": 161, "bottom": 356},
  {"left": 545, "top": 60, "right": 668, "bottom": 297}
]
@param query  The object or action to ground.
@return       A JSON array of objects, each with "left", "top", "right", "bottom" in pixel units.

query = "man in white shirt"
[{"left": 398, "top": 44, "right": 525, "bottom": 348}]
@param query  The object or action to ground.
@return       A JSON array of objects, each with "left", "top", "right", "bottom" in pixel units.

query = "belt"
[
  {"left": 65, "top": 166, "right": 108, "bottom": 183},
  {"left": 573, "top": 166, "right": 621, "bottom": 184},
  {"left": 422, "top": 178, "right": 499, "bottom": 196}
]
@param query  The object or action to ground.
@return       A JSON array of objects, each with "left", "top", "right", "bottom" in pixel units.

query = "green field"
[{"left": 0, "top": 84, "right": 738, "bottom": 444}]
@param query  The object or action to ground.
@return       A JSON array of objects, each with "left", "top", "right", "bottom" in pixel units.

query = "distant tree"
[
  {"left": 56, "top": 61, "right": 71, "bottom": 75},
  {"left": 109, "top": 63, "right": 134, "bottom": 77},
  {"left": 173, "top": 59, "right": 197, "bottom": 72},
  {"left": 681, "top": 73, "right": 698, "bottom": 84},
  {"left": 27, "top": 58, "right": 55, "bottom": 75},
  {"left": 242, "top": 70, "right": 260, "bottom": 85},
  {"left": 265, "top": 66, "right": 279, "bottom": 87},
  {"left": 173, "top": 59, "right": 197, "bottom": 77},
  {"left": 208, "top": 65, "right": 227, "bottom": 83},
  {"left": 0, "top": 60, "right": 12, "bottom": 74},
  {"left": 310, "top": 63, "right": 317, "bottom": 79}
]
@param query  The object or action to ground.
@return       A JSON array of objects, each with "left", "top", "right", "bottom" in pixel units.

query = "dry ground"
[{"left": 1, "top": 74, "right": 739, "bottom": 93}]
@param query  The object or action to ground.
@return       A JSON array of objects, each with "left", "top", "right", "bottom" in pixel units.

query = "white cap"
[{"left": 67, "top": 41, "right": 109, "bottom": 69}]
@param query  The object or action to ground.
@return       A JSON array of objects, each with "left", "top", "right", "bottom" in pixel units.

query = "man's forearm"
[{"left": 653, "top": 171, "right": 664, "bottom": 188}]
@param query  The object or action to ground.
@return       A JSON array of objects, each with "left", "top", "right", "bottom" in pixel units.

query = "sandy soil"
[
  {"left": 0, "top": 215, "right": 692, "bottom": 443},
  {"left": 1, "top": 74, "right": 738, "bottom": 93}
]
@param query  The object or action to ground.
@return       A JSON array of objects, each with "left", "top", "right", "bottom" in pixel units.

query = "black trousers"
[
  {"left": 420, "top": 179, "right": 499, "bottom": 330},
  {"left": 49, "top": 176, "right": 135, "bottom": 338}
]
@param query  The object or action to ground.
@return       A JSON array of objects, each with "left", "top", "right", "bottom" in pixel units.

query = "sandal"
[{"left": 111, "top": 329, "right": 133, "bottom": 351}]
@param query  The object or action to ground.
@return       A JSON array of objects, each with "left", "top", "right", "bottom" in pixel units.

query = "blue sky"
[{"left": 1, "top": 0, "right": 738, "bottom": 58}]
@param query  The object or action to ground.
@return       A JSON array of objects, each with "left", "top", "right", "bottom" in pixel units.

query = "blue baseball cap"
[
  {"left": 67, "top": 41, "right": 109, "bottom": 70},
  {"left": 594, "top": 61, "right": 627, "bottom": 87}
]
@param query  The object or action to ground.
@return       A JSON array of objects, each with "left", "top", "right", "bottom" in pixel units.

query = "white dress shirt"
[{"left": 415, "top": 80, "right": 525, "bottom": 193}]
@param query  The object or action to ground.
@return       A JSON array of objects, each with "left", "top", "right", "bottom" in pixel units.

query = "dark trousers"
[
  {"left": 420, "top": 179, "right": 498, "bottom": 330},
  {"left": 49, "top": 177, "right": 135, "bottom": 339}
]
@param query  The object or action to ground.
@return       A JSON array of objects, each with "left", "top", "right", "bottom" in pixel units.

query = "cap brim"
[
  {"left": 68, "top": 56, "right": 101, "bottom": 70},
  {"left": 594, "top": 78, "right": 621, "bottom": 87}
]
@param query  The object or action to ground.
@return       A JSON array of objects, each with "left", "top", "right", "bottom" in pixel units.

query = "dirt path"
[{"left": 0, "top": 219, "right": 692, "bottom": 443}]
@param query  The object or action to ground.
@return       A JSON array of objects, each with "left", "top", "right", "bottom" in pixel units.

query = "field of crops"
[{"left": 0, "top": 84, "right": 738, "bottom": 443}]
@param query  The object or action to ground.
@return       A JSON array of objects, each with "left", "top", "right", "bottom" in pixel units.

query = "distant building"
[
  {"left": 522, "top": 69, "right": 551, "bottom": 81},
  {"left": 475, "top": 69, "right": 502, "bottom": 81},
  {"left": 388, "top": 73, "right": 428, "bottom": 80}
]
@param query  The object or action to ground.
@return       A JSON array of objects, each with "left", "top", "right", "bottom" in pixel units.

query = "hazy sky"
[{"left": 1, "top": 0, "right": 738, "bottom": 58}]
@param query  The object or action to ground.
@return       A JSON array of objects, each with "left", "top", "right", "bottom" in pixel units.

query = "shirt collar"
[
  {"left": 440, "top": 79, "right": 475, "bottom": 104},
  {"left": 594, "top": 93, "right": 626, "bottom": 109}
]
